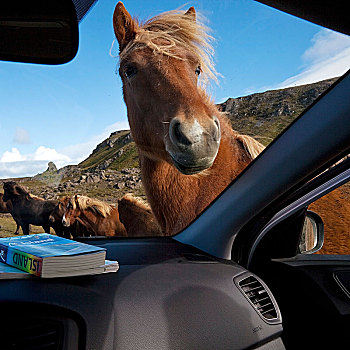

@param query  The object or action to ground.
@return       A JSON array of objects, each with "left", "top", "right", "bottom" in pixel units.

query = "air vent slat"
[
  {"left": 238, "top": 275, "right": 278, "bottom": 321},
  {"left": 257, "top": 300, "right": 272, "bottom": 308},
  {"left": 243, "top": 285, "right": 263, "bottom": 293},
  {"left": 261, "top": 307, "right": 276, "bottom": 315},
  {"left": 1, "top": 319, "right": 63, "bottom": 350}
]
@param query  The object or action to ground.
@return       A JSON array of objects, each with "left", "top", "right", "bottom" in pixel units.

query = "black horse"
[{"left": 2, "top": 181, "right": 65, "bottom": 236}]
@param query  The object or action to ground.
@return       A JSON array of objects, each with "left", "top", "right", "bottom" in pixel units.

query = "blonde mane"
[
  {"left": 73, "top": 195, "right": 113, "bottom": 218},
  {"left": 236, "top": 134, "right": 266, "bottom": 160},
  {"left": 119, "top": 8, "right": 217, "bottom": 85},
  {"left": 119, "top": 193, "right": 152, "bottom": 213}
]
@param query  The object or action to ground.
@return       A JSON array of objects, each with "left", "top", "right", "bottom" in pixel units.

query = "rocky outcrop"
[{"left": 46, "top": 162, "right": 57, "bottom": 172}]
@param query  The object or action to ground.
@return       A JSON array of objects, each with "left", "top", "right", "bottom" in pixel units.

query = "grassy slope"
[
  {"left": 79, "top": 130, "right": 133, "bottom": 170},
  {"left": 221, "top": 78, "right": 337, "bottom": 146}
]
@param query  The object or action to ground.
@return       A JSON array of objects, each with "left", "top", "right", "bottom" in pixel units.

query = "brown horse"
[
  {"left": 0, "top": 192, "right": 20, "bottom": 234},
  {"left": 118, "top": 194, "right": 162, "bottom": 237},
  {"left": 62, "top": 195, "right": 127, "bottom": 237},
  {"left": 113, "top": 3, "right": 264, "bottom": 235},
  {"left": 309, "top": 184, "right": 350, "bottom": 254},
  {"left": 2, "top": 181, "right": 62, "bottom": 236},
  {"left": 0, "top": 193, "right": 9, "bottom": 213},
  {"left": 49, "top": 196, "right": 93, "bottom": 239}
]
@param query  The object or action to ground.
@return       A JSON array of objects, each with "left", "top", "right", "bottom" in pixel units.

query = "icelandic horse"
[
  {"left": 113, "top": 3, "right": 265, "bottom": 236},
  {"left": 118, "top": 193, "right": 162, "bottom": 236},
  {"left": 62, "top": 195, "right": 127, "bottom": 237},
  {"left": 0, "top": 192, "right": 20, "bottom": 234},
  {"left": 49, "top": 196, "right": 93, "bottom": 239}
]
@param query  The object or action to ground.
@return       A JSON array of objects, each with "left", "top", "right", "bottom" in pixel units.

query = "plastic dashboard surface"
[{"left": 0, "top": 238, "right": 284, "bottom": 350}]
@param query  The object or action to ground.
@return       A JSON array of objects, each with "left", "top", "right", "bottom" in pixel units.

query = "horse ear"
[
  {"left": 74, "top": 195, "right": 80, "bottom": 208},
  {"left": 184, "top": 6, "right": 196, "bottom": 22},
  {"left": 113, "top": 2, "right": 136, "bottom": 52}
]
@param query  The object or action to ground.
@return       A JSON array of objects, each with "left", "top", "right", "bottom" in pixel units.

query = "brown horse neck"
[
  {"left": 139, "top": 125, "right": 252, "bottom": 234},
  {"left": 76, "top": 209, "right": 99, "bottom": 230}
]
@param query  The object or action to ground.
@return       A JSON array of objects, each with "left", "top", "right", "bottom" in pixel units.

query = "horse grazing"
[
  {"left": 49, "top": 196, "right": 92, "bottom": 239},
  {"left": 62, "top": 195, "right": 127, "bottom": 237},
  {"left": 113, "top": 3, "right": 264, "bottom": 235},
  {"left": 118, "top": 194, "right": 162, "bottom": 237},
  {"left": 2, "top": 181, "right": 64, "bottom": 236}
]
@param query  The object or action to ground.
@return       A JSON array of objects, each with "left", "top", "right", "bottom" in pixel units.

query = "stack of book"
[{"left": 0, "top": 233, "right": 119, "bottom": 279}]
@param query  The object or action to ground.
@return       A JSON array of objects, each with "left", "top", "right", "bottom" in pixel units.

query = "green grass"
[
  {"left": 0, "top": 214, "right": 52, "bottom": 237},
  {"left": 108, "top": 143, "right": 139, "bottom": 171}
]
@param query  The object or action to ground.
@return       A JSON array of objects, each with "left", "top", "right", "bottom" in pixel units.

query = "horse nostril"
[
  {"left": 212, "top": 115, "right": 221, "bottom": 141},
  {"left": 170, "top": 119, "right": 192, "bottom": 147}
]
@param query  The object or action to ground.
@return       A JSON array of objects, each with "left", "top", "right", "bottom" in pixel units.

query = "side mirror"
[
  {"left": 298, "top": 210, "right": 324, "bottom": 254},
  {"left": 0, "top": 0, "right": 78, "bottom": 64}
]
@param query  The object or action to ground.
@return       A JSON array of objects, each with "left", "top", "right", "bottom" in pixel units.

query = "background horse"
[
  {"left": 2, "top": 181, "right": 63, "bottom": 236},
  {"left": 113, "top": 3, "right": 264, "bottom": 235},
  {"left": 62, "top": 195, "right": 127, "bottom": 237},
  {"left": 118, "top": 193, "right": 162, "bottom": 237},
  {"left": 1, "top": 192, "right": 21, "bottom": 234},
  {"left": 49, "top": 196, "right": 93, "bottom": 239}
]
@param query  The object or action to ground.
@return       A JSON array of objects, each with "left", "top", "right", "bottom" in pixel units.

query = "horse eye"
[
  {"left": 124, "top": 65, "right": 138, "bottom": 79},
  {"left": 195, "top": 65, "right": 201, "bottom": 76}
]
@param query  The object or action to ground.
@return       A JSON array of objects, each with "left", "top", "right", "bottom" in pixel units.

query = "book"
[
  {"left": 0, "top": 233, "right": 106, "bottom": 278},
  {"left": 0, "top": 261, "right": 32, "bottom": 279},
  {"left": 0, "top": 260, "right": 119, "bottom": 279}
]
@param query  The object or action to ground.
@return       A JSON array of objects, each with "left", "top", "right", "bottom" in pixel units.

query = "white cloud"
[
  {"left": 0, "top": 121, "right": 130, "bottom": 179},
  {"left": 0, "top": 161, "right": 51, "bottom": 179},
  {"left": 33, "top": 146, "right": 70, "bottom": 163},
  {"left": 0, "top": 148, "right": 25, "bottom": 162},
  {"left": 13, "top": 127, "right": 31, "bottom": 144},
  {"left": 264, "top": 29, "right": 350, "bottom": 91},
  {"left": 0, "top": 146, "right": 71, "bottom": 178}
]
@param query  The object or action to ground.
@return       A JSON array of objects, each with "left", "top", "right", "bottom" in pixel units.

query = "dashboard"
[{"left": 0, "top": 238, "right": 284, "bottom": 350}]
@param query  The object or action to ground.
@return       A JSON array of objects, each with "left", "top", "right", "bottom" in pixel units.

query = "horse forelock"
[
  {"left": 75, "top": 195, "right": 113, "bottom": 218},
  {"left": 119, "top": 9, "right": 218, "bottom": 86}
]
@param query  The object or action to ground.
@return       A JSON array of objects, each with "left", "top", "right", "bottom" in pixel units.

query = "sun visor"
[{"left": 0, "top": 0, "right": 79, "bottom": 64}]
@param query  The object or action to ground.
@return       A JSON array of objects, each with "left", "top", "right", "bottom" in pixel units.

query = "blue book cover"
[
  {"left": 0, "top": 234, "right": 106, "bottom": 277},
  {"left": 0, "top": 233, "right": 105, "bottom": 258},
  {"left": 0, "top": 262, "right": 31, "bottom": 278}
]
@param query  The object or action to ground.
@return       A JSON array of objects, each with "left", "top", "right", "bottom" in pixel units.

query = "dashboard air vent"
[
  {"left": 1, "top": 319, "right": 63, "bottom": 350},
  {"left": 238, "top": 275, "right": 278, "bottom": 320}
]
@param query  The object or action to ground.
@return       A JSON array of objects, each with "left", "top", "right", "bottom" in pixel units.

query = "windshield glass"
[{"left": 1, "top": 1, "right": 349, "bottom": 239}]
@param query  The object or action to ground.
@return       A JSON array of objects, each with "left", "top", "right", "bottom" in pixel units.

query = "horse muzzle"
[
  {"left": 62, "top": 215, "right": 70, "bottom": 227},
  {"left": 167, "top": 115, "right": 221, "bottom": 175}
]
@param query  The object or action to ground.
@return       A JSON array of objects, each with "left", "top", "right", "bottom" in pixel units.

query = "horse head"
[
  {"left": 62, "top": 195, "right": 80, "bottom": 227},
  {"left": 113, "top": 2, "right": 221, "bottom": 175},
  {"left": 2, "top": 181, "right": 30, "bottom": 202},
  {"left": 49, "top": 196, "right": 69, "bottom": 223}
]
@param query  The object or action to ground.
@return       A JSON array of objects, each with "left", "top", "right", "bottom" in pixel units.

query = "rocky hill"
[
  {"left": 219, "top": 77, "right": 337, "bottom": 145},
  {"left": 78, "top": 130, "right": 138, "bottom": 171}
]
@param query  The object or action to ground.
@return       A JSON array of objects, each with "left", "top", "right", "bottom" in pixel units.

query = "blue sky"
[{"left": 0, "top": 0, "right": 349, "bottom": 178}]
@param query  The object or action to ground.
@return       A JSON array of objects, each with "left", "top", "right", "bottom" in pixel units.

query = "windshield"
[{"left": 1, "top": 1, "right": 349, "bottom": 239}]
